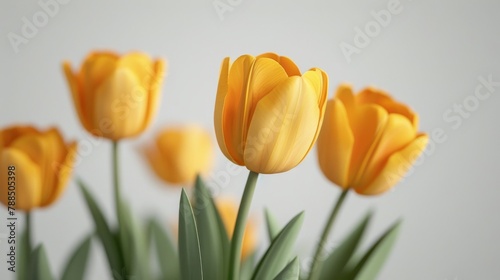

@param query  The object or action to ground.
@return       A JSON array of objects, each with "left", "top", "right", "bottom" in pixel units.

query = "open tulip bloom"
[{"left": 0, "top": 50, "right": 428, "bottom": 280}]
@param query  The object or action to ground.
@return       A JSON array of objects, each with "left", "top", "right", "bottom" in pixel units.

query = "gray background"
[{"left": 1, "top": 0, "right": 499, "bottom": 279}]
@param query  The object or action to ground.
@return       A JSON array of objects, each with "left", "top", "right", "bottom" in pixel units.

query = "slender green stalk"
[
  {"left": 228, "top": 171, "right": 259, "bottom": 280},
  {"left": 26, "top": 211, "right": 32, "bottom": 259},
  {"left": 308, "top": 189, "right": 349, "bottom": 280},
  {"left": 112, "top": 141, "right": 121, "bottom": 218}
]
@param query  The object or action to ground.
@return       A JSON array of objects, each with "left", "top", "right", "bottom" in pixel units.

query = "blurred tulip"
[
  {"left": 0, "top": 126, "right": 77, "bottom": 211},
  {"left": 63, "top": 51, "right": 166, "bottom": 140},
  {"left": 144, "top": 126, "right": 213, "bottom": 185},
  {"left": 214, "top": 52, "right": 328, "bottom": 174},
  {"left": 317, "top": 84, "right": 428, "bottom": 195},
  {"left": 215, "top": 197, "right": 257, "bottom": 260}
]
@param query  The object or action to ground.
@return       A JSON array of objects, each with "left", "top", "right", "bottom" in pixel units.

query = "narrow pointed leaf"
[
  {"left": 16, "top": 228, "right": 28, "bottom": 280},
  {"left": 264, "top": 208, "right": 281, "bottom": 242},
  {"left": 30, "top": 245, "right": 54, "bottom": 280},
  {"left": 240, "top": 253, "right": 256, "bottom": 280},
  {"left": 178, "top": 189, "right": 203, "bottom": 280},
  {"left": 319, "top": 212, "right": 372, "bottom": 280},
  {"left": 77, "top": 179, "right": 123, "bottom": 276},
  {"left": 61, "top": 235, "right": 92, "bottom": 280},
  {"left": 274, "top": 257, "right": 300, "bottom": 280},
  {"left": 252, "top": 212, "right": 305, "bottom": 280},
  {"left": 150, "top": 218, "right": 180, "bottom": 280}
]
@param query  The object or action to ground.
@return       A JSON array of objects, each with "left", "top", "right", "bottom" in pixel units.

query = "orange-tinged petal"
[
  {"left": 214, "top": 57, "right": 237, "bottom": 163},
  {"left": 256, "top": 53, "right": 301, "bottom": 76},
  {"left": 348, "top": 104, "right": 388, "bottom": 184},
  {"left": 357, "top": 87, "right": 419, "bottom": 130},
  {"left": 0, "top": 148, "right": 42, "bottom": 211},
  {"left": 63, "top": 62, "right": 93, "bottom": 132},
  {"left": 244, "top": 77, "right": 319, "bottom": 173},
  {"left": 334, "top": 84, "right": 356, "bottom": 124},
  {"left": 143, "top": 59, "right": 166, "bottom": 133},
  {"left": 353, "top": 113, "right": 416, "bottom": 189},
  {"left": 317, "top": 99, "right": 354, "bottom": 188},
  {"left": 356, "top": 134, "right": 428, "bottom": 195},
  {"left": 0, "top": 126, "right": 38, "bottom": 149},
  {"left": 93, "top": 68, "right": 148, "bottom": 140}
]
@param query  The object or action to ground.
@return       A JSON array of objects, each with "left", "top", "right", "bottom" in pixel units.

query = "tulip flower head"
[
  {"left": 317, "top": 84, "right": 428, "bottom": 195},
  {"left": 0, "top": 126, "right": 77, "bottom": 211},
  {"left": 63, "top": 51, "right": 166, "bottom": 140},
  {"left": 214, "top": 53, "right": 328, "bottom": 174},
  {"left": 144, "top": 125, "right": 214, "bottom": 186}
]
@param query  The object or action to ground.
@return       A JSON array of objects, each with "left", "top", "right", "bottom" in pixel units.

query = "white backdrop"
[{"left": 1, "top": 0, "right": 500, "bottom": 279}]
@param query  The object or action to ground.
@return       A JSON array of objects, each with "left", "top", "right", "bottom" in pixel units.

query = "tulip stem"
[
  {"left": 228, "top": 171, "right": 259, "bottom": 280},
  {"left": 308, "top": 189, "right": 349, "bottom": 280},
  {"left": 112, "top": 141, "right": 122, "bottom": 219},
  {"left": 25, "top": 211, "right": 32, "bottom": 263}
]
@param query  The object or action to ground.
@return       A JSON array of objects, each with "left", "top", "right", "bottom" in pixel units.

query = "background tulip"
[
  {"left": 144, "top": 125, "right": 213, "bottom": 185},
  {"left": 63, "top": 51, "right": 166, "bottom": 140},
  {"left": 317, "top": 84, "right": 428, "bottom": 195},
  {"left": 214, "top": 53, "right": 328, "bottom": 174},
  {"left": 0, "top": 126, "right": 77, "bottom": 211},
  {"left": 215, "top": 197, "right": 258, "bottom": 260}
]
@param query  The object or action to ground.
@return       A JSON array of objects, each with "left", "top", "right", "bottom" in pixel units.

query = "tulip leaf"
[
  {"left": 343, "top": 220, "right": 402, "bottom": 280},
  {"left": 264, "top": 208, "right": 281, "bottom": 242},
  {"left": 61, "top": 235, "right": 92, "bottom": 280},
  {"left": 16, "top": 228, "right": 29, "bottom": 280},
  {"left": 123, "top": 202, "right": 151, "bottom": 280},
  {"left": 77, "top": 179, "right": 124, "bottom": 277},
  {"left": 149, "top": 218, "right": 180, "bottom": 280},
  {"left": 240, "top": 253, "right": 256, "bottom": 280},
  {"left": 178, "top": 189, "right": 203, "bottom": 280},
  {"left": 252, "top": 212, "right": 305, "bottom": 280},
  {"left": 319, "top": 212, "right": 372, "bottom": 280},
  {"left": 30, "top": 245, "right": 54, "bottom": 280},
  {"left": 117, "top": 199, "right": 132, "bottom": 275},
  {"left": 193, "top": 175, "right": 230, "bottom": 280},
  {"left": 274, "top": 257, "right": 300, "bottom": 280}
]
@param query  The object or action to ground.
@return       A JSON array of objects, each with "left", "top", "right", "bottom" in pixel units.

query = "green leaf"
[
  {"left": 150, "top": 218, "right": 180, "bottom": 280},
  {"left": 319, "top": 212, "right": 372, "bottom": 280},
  {"left": 264, "top": 208, "right": 281, "bottom": 243},
  {"left": 61, "top": 235, "right": 92, "bottom": 280},
  {"left": 252, "top": 212, "right": 305, "bottom": 280},
  {"left": 16, "top": 228, "right": 28, "bottom": 280},
  {"left": 193, "top": 175, "right": 229, "bottom": 280},
  {"left": 117, "top": 199, "right": 132, "bottom": 275},
  {"left": 77, "top": 179, "right": 123, "bottom": 277},
  {"left": 274, "top": 257, "right": 300, "bottom": 280},
  {"left": 178, "top": 189, "right": 203, "bottom": 280},
  {"left": 345, "top": 220, "right": 402, "bottom": 280},
  {"left": 30, "top": 245, "right": 54, "bottom": 280},
  {"left": 240, "top": 253, "right": 256, "bottom": 280}
]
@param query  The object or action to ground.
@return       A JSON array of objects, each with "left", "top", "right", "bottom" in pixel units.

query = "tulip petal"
[
  {"left": 244, "top": 77, "right": 319, "bottom": 173},
  {"left": 347, "top": 104, "right": 388, "bottom": 185},
  {"left": 63, "top": 62, "right": 93, "bottom": 132},
  {"left": 357, "top": 87, "right": 419, "bottom": 130},
  {"left": 93, "top": 68, "right": 148, "bottom": 139},
  {"left": 143, "top": 59, "right": 166, "bottom": 133},
  {"left": 0, "top": 148, "right": 42, "bottom": 211},
  {"left": 0, "top": 126, "right": 38, "bottom": 149},
  {"left": 356, "top": 134, "right": 428, "bottom": 195},
  {"left": 317, "top": 99, "right": 354, "bottom": 188},
  {"left": 334, "top": 83, "right": 356, "bottom": 124},
  {"left": 257, "top": 53, "right": 301, "bottom": 76},
  {"left": 119, "top": 52, "right": 154, "bottom": 90},
  {"left": 214, "top": 57, "right": 238, "bottom": 163}
]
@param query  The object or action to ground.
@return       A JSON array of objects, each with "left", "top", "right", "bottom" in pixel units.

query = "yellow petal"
[
  {"left": 348, "top": 104, "right": 388, "bottom": 184},
  {"left": 256, "top": 53, "right": 301, "bottom": 76},
  {"left": 63, "top": 62, "right": 93, "bottom": 132},
  {"left": 143, "top": 59, "right": 166, "bottom": 133},
  {"left": 353, "top": 113, "right": 416, "bottom": 189},
  {"left": 334, "top": 83, "right": 356, "bottom": 124},
  {"left": 244, "top": 77, "right": 319, "bottom": 173},
  {"left": 356, "top": 134, "right": 428, "bottom": 195},
  {"left": 357, "top": 87, "right": 419, "bottom": 130},
  {"left": 0, "top": 126, "right": 38, "bottom": 149},
  {"left": 93, "top": 68, "right": 148, "bottom": 140},
  {"left": 0, "top": 148, "right": 42, "bottom": 211},
  {"left": 317, "top": 99, "right": 354, "bottom": 188},
  {"left": 118, "top": 52, "right": 154, "bottom": 91},
  {"left": 214, "top": 57, "right": 238, "bottom": 163}
]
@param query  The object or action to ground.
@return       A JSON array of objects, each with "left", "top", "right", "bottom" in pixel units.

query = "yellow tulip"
[
  {"left": 215, "top": 197, "right": 257, "bottom": 260},
  {"left": 214, "top": 53, "right": 328, "bottom": 174},
  {"left": 317, "top": 84, "right": 429, "bottom": 195},
  {"left": 144, "top": 126, "right": 213, "bottom": 185},
  {"left": 63, "top": 51, "right": 166, "bottom": 140},
  {"left": 0, "top": 126, "right": 77, "bottom": 211}
]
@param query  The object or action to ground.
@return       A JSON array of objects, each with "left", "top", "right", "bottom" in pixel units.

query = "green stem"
[
  {"left": 112, "top": 141, "right": 121, "bottom": 222},
  {"left": 228, "top": 171, "right": 259, "bottom": 280},
  {"left": 308, "top": 189, "right": 349, "bottom": 280},
  {"left": 25, "top": 211, "right": 32, "bottom": 258}
]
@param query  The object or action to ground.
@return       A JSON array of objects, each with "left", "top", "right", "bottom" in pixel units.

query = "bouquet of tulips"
[{"left": 0, "top": 51, "right": 427, "bottom": 280}]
